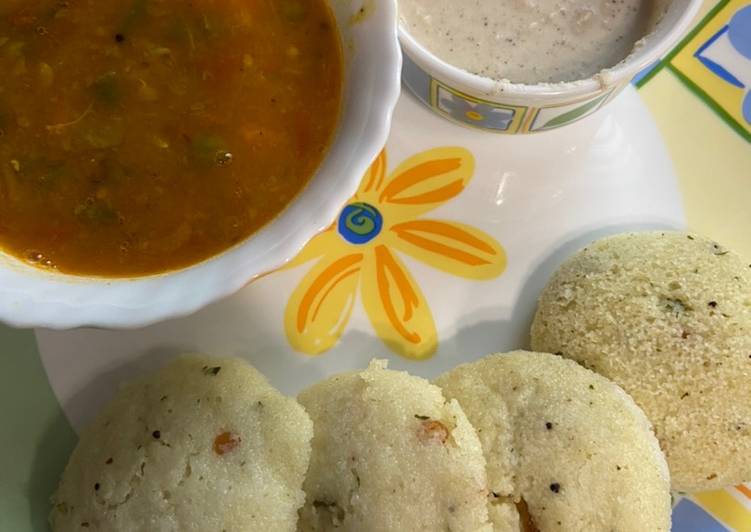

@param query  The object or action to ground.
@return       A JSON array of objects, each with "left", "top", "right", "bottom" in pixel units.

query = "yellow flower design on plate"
[{"left": 284, "top": 147, "right": 507, "bottom": 360}]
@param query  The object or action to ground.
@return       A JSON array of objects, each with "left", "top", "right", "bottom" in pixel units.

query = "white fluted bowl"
[{"left": 0, "top": 0, "right": 402, "bottom": 329}]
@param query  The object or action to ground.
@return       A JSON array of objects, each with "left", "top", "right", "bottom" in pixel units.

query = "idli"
[
  {"left": 298, "top": 359, "right": 492, "bottom": 532},
  {"left": 51, "top": 355, "right": 313, "bottom": 532},
  {"left": 531, "top": 231, "right": 751, "bottom": 491},
  {"left": 436, "top": 351, "right": 671, "bottom": 532}
]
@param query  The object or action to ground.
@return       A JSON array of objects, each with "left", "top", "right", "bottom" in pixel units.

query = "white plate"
[{"left": 37, "top": 86, "right": 684, "bottom": 430}]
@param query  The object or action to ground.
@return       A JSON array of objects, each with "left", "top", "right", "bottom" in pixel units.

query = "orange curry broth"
[{"left": 0, "top": 0, "right": 342, "bottom": 276}]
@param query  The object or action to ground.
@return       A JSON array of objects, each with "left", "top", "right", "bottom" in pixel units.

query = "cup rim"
[{"left": 398, "top": 0, "right": 703, "bottom": 100}]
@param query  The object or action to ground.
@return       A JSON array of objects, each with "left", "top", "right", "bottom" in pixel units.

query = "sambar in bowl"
[
  {"left": 0, "top": 0, "right": 401, "bottom": 328},
  {"left": 1, "top": 0, "right": 341, "bottom": 276}
]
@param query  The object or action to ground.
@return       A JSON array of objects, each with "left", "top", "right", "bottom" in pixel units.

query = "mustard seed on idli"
[
  {"left": 298, "top": 360, "right": 492, "bottom": 532},
  {"left": 436, "top": 351, "right": 671, "bottom": 532},
  {"left": 50, "top": 356, "right": 312, "bottom": 532},
  {"left": 531, "top": 231, "right": 751, "bottom": 492}
]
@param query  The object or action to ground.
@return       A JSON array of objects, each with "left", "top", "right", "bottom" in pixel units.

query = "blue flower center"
[{"left": 338, "top": 202, "right": 383, "bottom": 245}]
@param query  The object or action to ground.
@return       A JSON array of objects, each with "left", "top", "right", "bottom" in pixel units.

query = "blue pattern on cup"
[{"left": 437, "top": 92, "right": 515, "bottom": 131}]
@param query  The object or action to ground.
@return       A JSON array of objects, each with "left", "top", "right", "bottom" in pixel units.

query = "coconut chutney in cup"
[{"left": 399, "top": 0, "right": 701, "bottom": 133}]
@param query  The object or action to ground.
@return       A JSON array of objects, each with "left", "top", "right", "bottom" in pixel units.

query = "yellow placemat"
[{"left": 637, "top": 1, "right": 751, "bottom": 529}]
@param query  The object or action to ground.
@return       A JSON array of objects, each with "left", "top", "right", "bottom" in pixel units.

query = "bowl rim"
[
  {"left": 0, "top": 0, "right": 403, "bottom": 330},
  {"left": 398, "top": 0, "right": 702, "bottom": 100}
]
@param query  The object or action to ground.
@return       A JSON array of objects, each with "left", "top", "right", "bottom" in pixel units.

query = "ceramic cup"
[{"left": 400, "top": 0, "right": 702, "bottom": 134}]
